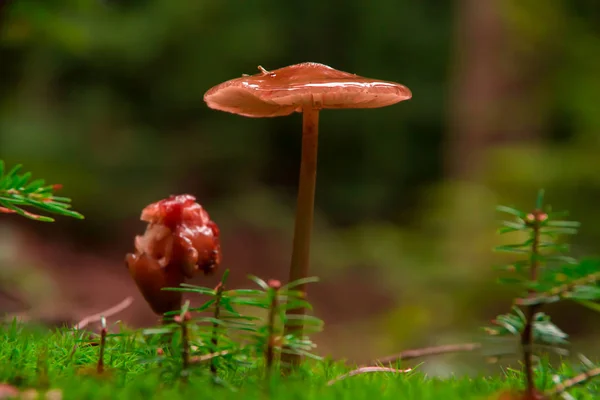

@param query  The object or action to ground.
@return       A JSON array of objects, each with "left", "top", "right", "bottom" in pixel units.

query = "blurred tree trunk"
[
  {"left": 0, "top": 0, "right": 11, "bottom": 26},
  {"left": 441, "top": 0, "right": 547, "bottom": 278},
  {"left": 446, "top": 0, "right": 545, "bottom": 180},
  {"left": 440, "top": 0, "right": 510, "bottom": 279},
  {"left": 446, "top": 0, "right": 507, "bottom": 181}
]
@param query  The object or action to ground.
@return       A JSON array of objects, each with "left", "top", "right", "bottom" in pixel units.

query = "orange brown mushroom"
[
  {"left": 203, "top": 62, "right": 411, "bottom": 349},
  {"left": 125, "top": 194, "right": 221, "bottom": 316}
]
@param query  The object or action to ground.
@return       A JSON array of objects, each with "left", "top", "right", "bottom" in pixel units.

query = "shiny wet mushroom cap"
[{"left": 203, "top": 62, "right": 412, "bottom": 117}]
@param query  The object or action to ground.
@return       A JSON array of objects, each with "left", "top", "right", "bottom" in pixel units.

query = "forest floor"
[{"left": 0, "top": 319, "right": 569, "bottom": 400}]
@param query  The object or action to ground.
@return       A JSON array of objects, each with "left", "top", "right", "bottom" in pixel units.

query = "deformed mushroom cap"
[
  {"left": 140, "top": 194, "right": 211, "bottom": 230},
  {"left": 203, "top": 62, "right": 412, "bottom": 118}
]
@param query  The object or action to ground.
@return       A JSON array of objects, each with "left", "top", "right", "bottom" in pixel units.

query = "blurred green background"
[{"left": 2, "top": 0, "right": 600, "bottom": 374}]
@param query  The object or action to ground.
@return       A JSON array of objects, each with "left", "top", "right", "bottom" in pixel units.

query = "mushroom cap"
[{"left": 203, "top": 62, "right": 412, "bottom": 117}]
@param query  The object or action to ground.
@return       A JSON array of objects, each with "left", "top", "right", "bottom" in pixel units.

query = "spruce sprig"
[
  {"left": 486, "top": 190, "right": 581, "bottom": 398},
  {"left": 156, "top": 272, "right": 324, "bottom": 380},
  {"left": 485, "top": 190, "right": 600, "bottom": 398},
  {"left": 0, "top": 160, "right": 83, "bottom": 222}
]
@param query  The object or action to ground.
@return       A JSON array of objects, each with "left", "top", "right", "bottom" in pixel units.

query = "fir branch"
[
  {"left": 490, "top": 190, "right": 580, "bottom": 398},
  {"left": 0, "top": 160, "right": 83, "bottom": 222},
  {"left": 515, "top": 272, "right": 600, "bottom": 306}
]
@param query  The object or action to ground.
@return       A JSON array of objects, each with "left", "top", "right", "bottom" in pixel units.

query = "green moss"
[{"left": 0, "top": 320, "right": 594, "bottom": 400}]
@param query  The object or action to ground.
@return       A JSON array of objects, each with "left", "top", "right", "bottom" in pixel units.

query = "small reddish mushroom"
[
  {"left": 125, "top": 194, "right": 221, "bottom": 316},
  {"left": 203, "top": 62, "right": 411, "bottom": 342}
]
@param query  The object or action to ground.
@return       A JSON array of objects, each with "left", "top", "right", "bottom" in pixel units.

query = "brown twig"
[
  {"left": 190, "top": 350, "right": 230, "bottom": 364},
  {"left": 210, "top": 281, "right": 225, "bottom": 376},
  {"left": 0, "top": 289, "right": 27, "bottom": 308},
  {"left": 36, "top": 346, "right": 49, "bottom": 389},
  {"left": 364, "top": 342, "right": 482, "bottom": 367},
  {"left": 69, "top": 297, "right": 134, "bottom": 362},
  {"left": 97, "top": 317, "right": 107, "bottom": 374},
  {"left": 546, "top": 367, "right": 600, "bottom": 396},
  {"left": 175, "top": 312, "right": 192, "bottom": 372},
  {"left": 327, "top": 366, "right": 412, "bottom": 386},
  {"left": 74, "top": 297, "right": 134, "bottom": 330},
  {"left": 265, "top": 280, "right": 281, "bottom": 380}
]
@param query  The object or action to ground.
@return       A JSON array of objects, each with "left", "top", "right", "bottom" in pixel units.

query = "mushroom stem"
[{"left": 283, "top": 105, "right": 320, "bottom": 365}]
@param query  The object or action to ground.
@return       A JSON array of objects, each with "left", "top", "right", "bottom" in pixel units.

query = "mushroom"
[
  {"left": 203, "top": 62, "right": 411, "bottom": 341},
  {"left": 126, "top": 194, "right": 221, "bottom": 318}
]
